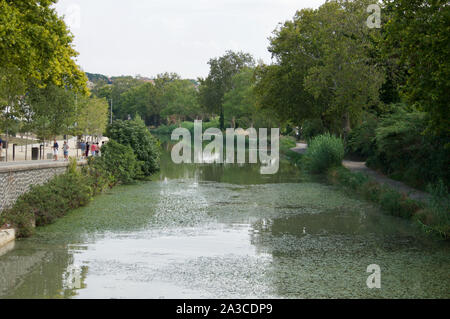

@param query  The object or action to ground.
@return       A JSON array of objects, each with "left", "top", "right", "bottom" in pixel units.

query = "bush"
[
  {"left": 365, "top": 105, "right": 449, "bottom": 189},
  {"left": 346, "top": 113, "right": 378, "bottom": 158},
  {"left": 303, "top": 133, "right": 345, "bottom": 173},
  {"left": 2, "top": 159, "right": 93, "bottom": 237},
  {"left": 106, "top": 116, "right": 160, "bottom": 177},
  {"left": 378, "top": 189, "right": 420, "bottom": 218},
  {"left": 150, "top": 124, "right": 178, "bottom": 135},
  {"left": 415, "top": 180, "right": 450, "bottom": 238},
  {"left": 96, "top": 139, "right": 142, "bottom": 185}
]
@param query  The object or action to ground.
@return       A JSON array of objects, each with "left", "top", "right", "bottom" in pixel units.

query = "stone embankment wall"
[{"left": 0, "top": 161, "right": 84, "bottom": 213}]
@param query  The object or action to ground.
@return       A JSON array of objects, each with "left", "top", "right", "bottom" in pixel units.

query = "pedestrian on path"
[
  {"left": 91, "top": 143, "right": 97, "bottom": 157},
  {"left": 80, "top": 140, "right": 86, "bottom": 159},
  {"left": 63, "top": 141, "right": 70, "bottom": 161},
  {"left": 0, "top": 136, "right": 3, "bottom": 159},
  {"left": 53, "top": 139, "right": 59, "bottom": 161},
  {"left": 85, "top": 142, "right": 90, "bottom": 158}
]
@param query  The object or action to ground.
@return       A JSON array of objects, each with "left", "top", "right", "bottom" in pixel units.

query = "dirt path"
[{"left": 291, "top": 143, "right": 430, "bottom": 202}]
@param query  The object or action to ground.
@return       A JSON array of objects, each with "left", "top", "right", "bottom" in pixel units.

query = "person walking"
[
  {"left": 91, "top": 143, "right": 97, "bottom": 157},
  {"left": 80, "top": 140, "right": 86, "bottom": 159},
  {"left": 85, "top": 142, "right": 90, "bottom": 158},
  {"left": 0, "top": 136, "right": 3, "bottom": 160},
  {"left": 53, "top": 139, "right": 59, "bottom": 161},
  {"left": 63, "top": 141, "right": 70, "bottom": 161}
]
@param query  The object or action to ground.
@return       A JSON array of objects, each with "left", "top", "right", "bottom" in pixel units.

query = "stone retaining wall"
[{"left": 0, "top": 161, "right": 86, "bottom": 213}]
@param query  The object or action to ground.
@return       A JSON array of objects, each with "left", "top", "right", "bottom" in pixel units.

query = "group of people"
[
  {"left": 80, "top": 140, "right": 102, "bottom": 159},
  {"left": 52, "top": 139, "right": 103, "bottom": 161},
  {"left": 52, "top": 139, "right": 71, "bottom": 161}
]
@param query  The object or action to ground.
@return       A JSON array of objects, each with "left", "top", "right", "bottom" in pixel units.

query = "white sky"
[{"left": 54, "top": 0, "right": 324, "bottom": 79}]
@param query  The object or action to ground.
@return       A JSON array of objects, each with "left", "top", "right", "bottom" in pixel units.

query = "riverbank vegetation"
[
  {"left": 86, "top": 1, "right": 448, "bottom": 195},
  {"left": 0, "top": 118, "right": 161, "bottom": 238},
  {"left": 327, "top": 166, "right": 450, "bottom": 239},
  {"left": 0, "top": 1, "right": 110, "bottom": 156}
]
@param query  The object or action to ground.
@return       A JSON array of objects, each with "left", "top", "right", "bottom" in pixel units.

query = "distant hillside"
[
  {"left": 85, "top": 72, "right": 198, "bottom": 87},
  {"left": 86, "top": 72, "right": 111, "bottom": 85}
]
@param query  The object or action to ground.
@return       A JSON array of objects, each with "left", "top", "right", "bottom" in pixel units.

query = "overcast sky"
[{"left": 54, "top": 0, "right": 324, "bottom": 79}]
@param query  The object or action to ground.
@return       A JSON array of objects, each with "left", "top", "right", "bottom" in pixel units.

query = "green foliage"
[
  {"left": 1, "top": 143, "right": 151, "bottom": 237},
  {"left": 328, "top": 166, "right": 369, "bottom": 190},
  {"left": 325, "top": 166, "right": 449, "bottom": 238},
  {"left": 415, "top": 180, "right": 450, "bottom": 239},
  {"left": 198, "top": 50, "right": 255, "bottom": 130},
  {"left": 346, "top": 113, "right": 378, "bottom": 158},
  {"left": 383, "top": 0, "right": 450, "bottom": 136},
  {"left": 223, "top": 67, "right": 270, "bottom": 129},
  {"left": 160, "top": 79, "right": 202, "bottom": 122},
  {"left": 303, "top": 134, "right": 345, "bottom": 173},
  {"left": 0, "top": 0, "right": 87, "bottom": 93},
  {"left": 26, "top": 83, "right": 77, "bottom": 141},
  {"left": 96, "top": 139, "right": 142, "bottom": 184},
  {"left": 255, "top": 0, "right": 384, "bottom": 134},
  {"left": 2, "top": 163, "right": 93, "bottom": 237},
  {"left": 366, "top": 106, "right": 450, "bottom": 188},
  {"left": 301, "top": 119, "right": 326, "bottom": 142},
  {"left": 150, "top": 118, "right": 221, "bottom": 136},
  {"left": 75, "top": 96, "right": 109, "bottom": 138},
  {"left": 378, "top": 189, "right": 419, "bottom": 218},
  {"left": 106, "top": 117, "right": 160, "bottom": 176}
]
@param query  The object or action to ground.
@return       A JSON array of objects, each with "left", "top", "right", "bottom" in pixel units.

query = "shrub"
[
  {"left": 150, "top": 124, "right": 178, "bottom": 135},
  {"left": 106, "top": 116, "right": 161, "bottom": 177},
  {"left": 360, "top": 181, "right": 383, "bottom": 202},
  {"left": 303, "top": 134, "right": 345, "bottom": 173},
  {"left": 346, "top": 113, "right": 378, "bottom": 158},
  {"left": 96, "top": 139, "right": 142, "bottom": 185},
  {"left": 365, "top": 105, "right": 449, "bottom": 189},
  {"left": 378, "top": 188, "right": 420, "bottom": 218},
  {"left": 2, "top": 162, "right": 93, "bottom": 237},
  {"left": 415, "top": 180, "right": 450, "bottom": 238}
]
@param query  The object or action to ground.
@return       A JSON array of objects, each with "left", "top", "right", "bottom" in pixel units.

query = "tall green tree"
[
  {"left": 222, "top": 67, "right": 265, "bottom": 129},
  {"left": 28, "top": 83, "right": 77, "bottom": 141},
  {"left": 76, "top": 96, "right": 109, "bottom": 138},
  {"left": 0, "top": 0, "right": 87, "bottom": 93},
  {"left": 161, "top": 79, "right": 201, "bottom": 123},
  {"left": 255, "top": 0, "right": 385, "bottom": 136},
  {"left": 198, "top": 50, "right": 255, "bottom": 130},
  {"left": 383, "top": 0, "right": 450, "bottom": 137}
]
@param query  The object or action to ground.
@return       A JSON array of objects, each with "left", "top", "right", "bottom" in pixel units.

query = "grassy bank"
[{"left": 286, "top": 134, "right": 450, "bottom": 240}]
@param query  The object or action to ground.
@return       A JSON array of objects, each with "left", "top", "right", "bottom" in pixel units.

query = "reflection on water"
[{"left": 0, "top": 139, "right": 449, "bottom": 298}]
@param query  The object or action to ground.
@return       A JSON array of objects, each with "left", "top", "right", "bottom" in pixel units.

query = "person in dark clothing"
[
  {"left": 85, "top": 142, "right": 90, "bottom": 157},
  {"left": 53, "top": 139, "right": 59, "bottom": 161}
]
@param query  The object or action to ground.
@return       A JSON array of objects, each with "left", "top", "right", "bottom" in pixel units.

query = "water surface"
[{"left": 0, "top": 140, "right": 448, "bottom": 298}]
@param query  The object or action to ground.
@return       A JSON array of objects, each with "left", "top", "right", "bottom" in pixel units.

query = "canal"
[{"left": 0, "top": 140, "right": 449, "bottom": 298}]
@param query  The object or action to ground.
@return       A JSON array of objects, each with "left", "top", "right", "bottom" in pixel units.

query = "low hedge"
[{"left": 327, "top": 166, "right": 449, "bottom": 239}]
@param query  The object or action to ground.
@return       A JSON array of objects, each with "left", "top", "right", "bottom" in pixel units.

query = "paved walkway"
[
  {"left": 291, "top": 143, "right": 430, "bottom": 202},
  {"left": 0, "top": 136, "right": 107, "bottom": 163}
]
